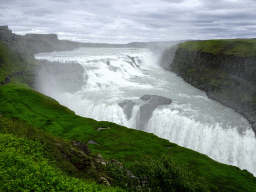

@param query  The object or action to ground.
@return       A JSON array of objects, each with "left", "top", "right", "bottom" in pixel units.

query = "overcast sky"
[{"left": 1, "top": 0, "right": 256, "bottom": 43}]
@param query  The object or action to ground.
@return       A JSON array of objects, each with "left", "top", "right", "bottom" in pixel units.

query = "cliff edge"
[
  {"left": 0, "top": 25, "right": 84, "bottom": 55},
  {"left": 0, "top": 26, "right": 86, "bottom": 93},
  {"left": 169, "top": 39, "right": 256, "bottom": 135}
]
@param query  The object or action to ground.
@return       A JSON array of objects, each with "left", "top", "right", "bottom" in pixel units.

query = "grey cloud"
[
  {"left": 1, "top": 0, "right": 256, "bottom": 43},
  {"left": 51, "top": 0, "right": 71, "bottom": 2},
  {"left": 160, "top": 0, "right": 185, "bottom": 3},
  {"left": 0, "top": 0, "right": 18, "bottom": 5},
  {"left": 23, "top": 8, "right": 55, "bottom": 17}
]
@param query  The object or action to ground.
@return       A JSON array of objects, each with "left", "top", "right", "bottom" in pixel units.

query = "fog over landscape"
[{"left": 1, "top": 0, "right": 256, "bottom": 43}]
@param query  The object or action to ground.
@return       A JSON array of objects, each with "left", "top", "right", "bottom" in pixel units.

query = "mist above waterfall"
[{"left": 35, "top": 46, "right": 256, "bottom": 176}]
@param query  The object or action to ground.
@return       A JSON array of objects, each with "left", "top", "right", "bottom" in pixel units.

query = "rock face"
[
  {"left": 36, "top": 60, "right": 85, "bottom": 94},
  {"left": 169, "top": 47, "right": 256, "bottom": 135},
  {"left": 0, "top": 25, "right": 86, "bottom": 86},
  {"left": 159, "top": 44, "right": 178, "bottom": 69},
  {"left": 0, "top": 70, "right": 34, "bottom": 86},
  {"left": 22, "top": 34, "right": 83, "bottom": 54},
  {"left": 0, "top": 26, "right": 84, "bottom": 56},
  {"left": 138, "top": 95, "right": 172, "bottom": 130},
  {"left": 119, "top": 95, "right": 172, "bottom": 130},
  {"left": 71, "top": 141, "right": 91, "bottom": 156},
  {"left": 118, "top": 100, "right": 136, "bottom": 120}
]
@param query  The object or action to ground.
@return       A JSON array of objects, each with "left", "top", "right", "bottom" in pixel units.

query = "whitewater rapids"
[{"left": 35, "top": 47, "right": 256, "bottom": 176}]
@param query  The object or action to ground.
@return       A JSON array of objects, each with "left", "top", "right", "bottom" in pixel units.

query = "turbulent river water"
[{"left": 35, "top": 47, "right": 256, "bottom": 176}]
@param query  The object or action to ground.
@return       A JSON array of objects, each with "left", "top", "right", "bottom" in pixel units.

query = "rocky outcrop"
[
  {"left": 0, "top": 70, "right": 34, "bottom": 86},
  {"left": 0, "top": 26, "right": 17, "bottom": 43},
  {"left": 169, "top": 47, "right": 256, "bottom": 135},
  {"left": 118, "top": 100, "right": 136, "bottom": 120},
  {"left": 119, "top": 95, "right": 172, "bottom": 130},
  {"left": 159, "top": 44, "right": 178, "bottom": 69},
  {"left": 0, "top": 26, "right": 84, "bottom": 57},
  {"left": 138, "top": 95, "right": 172, "bottom": 130},
  {"left": 21, "top": 34, "right": 84, "bottom": 54},
  {"left": 35, "top": 60, "right": 85, "bottom": 93}
]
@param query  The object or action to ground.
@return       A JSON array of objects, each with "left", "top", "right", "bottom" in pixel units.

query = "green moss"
[{"left": 178, "top": 39, "right": 256, "bottom": 57}]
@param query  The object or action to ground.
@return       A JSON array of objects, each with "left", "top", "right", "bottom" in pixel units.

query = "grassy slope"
[
  {"left": 1, "top": 38, "right": 256, "bottom": 191},
  {"left": 0, "top": 133, "right": 124, "bottom": 192},
  {"left": 179, "top": 39, "right": 256, "bottom": 57},
  {"left": 0, "top": 82, "right": 256, "bottom": 191},
  {"left": 0, "top": 41, "right": 38, "bottom": 82}
]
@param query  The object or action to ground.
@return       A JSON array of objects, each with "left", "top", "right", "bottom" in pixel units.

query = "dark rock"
[
  {"left": 97, "top": 127, "right": 111, "bottom": 131},
  {"left": 118, "top": 100, "right": 136, "bottom": 120},
  {"left": 127, "top": 55, "right": 140, "bottom": 68},
  {"left": 170, "top": 47, "right": 256, "bottom": 136},
  {"left": 119, "top": 95, "right": 172, "bottom": 130},
  {"left": 95, "top": 154, "right": 104, "bottom": 164},
  {"left": 138, "top": 95, "right": 172, "bottom": 130},
  {"left": 35, "top": 61, "right": 85, "bottom": 94},
  {"left": 69, "top": 147, "right": 92, "bottom": 171},
  {"left": 71, "top": 141, "right": 91, "bottom": 156},
  {"left": 87, "top": 139, "right": 99, "bottom": 145},
  {"left": 100, "top": 177, "right": 110, "bottom": 186},
  {"left": 159, "top": 44, "right": 178, "bottom": 69},
  {"left": 110, "top": 159, "right": 122, "bottom": 167}
]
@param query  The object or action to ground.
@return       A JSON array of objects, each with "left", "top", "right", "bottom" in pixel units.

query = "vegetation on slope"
[
  {"left": 1, "top": 38, "right": 256, "bottom": 191},
  {"left": 178, "top": 39, "right": 256, "bottom": 57},
  {"left": 0, "top": 133, "right": 125, "bottom": 192},
  {"left": 0, "top": 41, "right": 38, "bottom": 82},
  {"left": 0, "top": 81, "right": 256, "bottom": 191},
  {"left": 172, "top": 39, "right": 256, "bottom": 134}
]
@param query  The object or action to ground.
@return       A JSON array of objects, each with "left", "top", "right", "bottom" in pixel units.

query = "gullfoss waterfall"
[{"left": 35, "top": 47, "right": 256, "bottom": 176}]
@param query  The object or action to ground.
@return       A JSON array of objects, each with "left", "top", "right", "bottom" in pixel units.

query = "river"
[{"left": 35, "top": 47, "right": 256, "bottom": 176}]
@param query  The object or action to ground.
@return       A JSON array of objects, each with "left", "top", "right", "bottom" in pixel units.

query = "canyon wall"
[
  {"left": 0, "top": 26, "right": 85, "bottom": 90},
  {"left": 167, "top": 39, "right": 256, "bottom": 134}
]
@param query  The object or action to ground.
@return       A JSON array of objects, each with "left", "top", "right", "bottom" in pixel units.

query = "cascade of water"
[
  {"left": 35, "top": 47, "right": 256, "bottom": 176},
  {"left": 147, "top": 107, "right": 256, "bottom": 175}
]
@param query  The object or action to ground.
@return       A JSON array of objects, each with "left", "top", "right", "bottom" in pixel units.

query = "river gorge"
[{"left": 35, "top": 46, "right": 256, "bottom": 176}]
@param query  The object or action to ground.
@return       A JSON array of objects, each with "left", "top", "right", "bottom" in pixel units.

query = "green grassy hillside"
[
  {"left": 179, "top": 39, "right": 256, "bottom": 57},
  {"left": 0, "top": 40, "right": 37, "bottom": 82},
  {"left": 1, "top": 81, "right": 256, "bottom": 191},
  {"left": 1, "top": 38, "right": 256, "bottom": 191}
]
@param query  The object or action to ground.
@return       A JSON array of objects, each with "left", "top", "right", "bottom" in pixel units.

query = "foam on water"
[
  {"left": 147, "top": 107, "right": 256, "bottom": 173},
  {"left": 35, "top": 47, "right": 256, "bottom": 176}
]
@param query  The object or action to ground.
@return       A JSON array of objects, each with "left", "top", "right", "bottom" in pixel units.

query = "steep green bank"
[
  {"left": 170, "top": 39, "right": 256, "bottom": 134},
  {"left": 0, "top": 37, "right": 85, "bottom": 92},
  {"left": 0, "top": 40, "right": 37, "bottom": 83},
  {"left": 1, "top": 31, "right": 256, "bottom": 191},
  {"left": 1, "top": 81, "right": 256, "bottom": 191}
]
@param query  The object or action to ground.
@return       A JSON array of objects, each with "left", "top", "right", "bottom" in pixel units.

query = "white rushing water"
[{"left": 35, "top": 47, "right": 256, "bottom": 176}]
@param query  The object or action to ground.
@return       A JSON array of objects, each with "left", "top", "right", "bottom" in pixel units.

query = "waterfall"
[{"left": 35, "top": 46, "right": 256, "bottom": 176}]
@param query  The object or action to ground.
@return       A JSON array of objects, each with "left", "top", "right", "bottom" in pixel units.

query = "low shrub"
[
  {"left": 0, "top": 134, "right": 125, "bottom": 192},
  {"left": 107, "top": 153, "right": 210, "bottom": 192}
]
